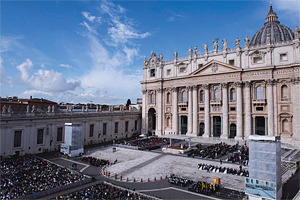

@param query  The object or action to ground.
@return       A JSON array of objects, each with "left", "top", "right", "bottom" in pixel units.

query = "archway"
[
  {"left": 255, "top": 117, "right": 265, "bottom": 135},
  {"left": 180, "top": 116, "right": 187, "bottom": 134},
  {"left": 229, "top": 123, "right": 236, "bottom": 138},
  {"left": 148, "top": 108, "right": 156, "bottom": 136},
  {"left": 213, "top": 116, "right": 221, "bottom": 137}
]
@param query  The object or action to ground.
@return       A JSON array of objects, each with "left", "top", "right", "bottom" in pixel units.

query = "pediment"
[
  {"left": 249, "top": 50, "right": 266, "bottom": 57},
  {"left": 191, "top": 60, "right": 242, "bottom": 76}
]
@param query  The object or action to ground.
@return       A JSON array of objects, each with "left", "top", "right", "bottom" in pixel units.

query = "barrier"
[{"left": 113, "top": 144, "right": 139, "bottom": 150}]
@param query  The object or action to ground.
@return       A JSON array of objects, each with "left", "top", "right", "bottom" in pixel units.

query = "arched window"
[
  {"left": 256, "top": 86, "right": 263, "bottom": 99},
  {"left": 150, "top": 93, "right": 155, "bottom": 103},
  {"left": 281, "top": 85, "right": 288, "bottom": 99},
  {"left": 230, "top": 88, "right": 236, "bottom": 101},
  {"left": 167, "top": 92, "right": 171, "bottom": 103},
  {"left": 200, "top": 90, "right": 204, "bottom": 102},
  {"left": 214, "top": 88, "right": 220, "bottom": 101},
  {"left": 167, "top": 117, "right": 170, "bottom": 127},
  {"left": 182, "top": 91, "right": 187, "bottom": 102}
]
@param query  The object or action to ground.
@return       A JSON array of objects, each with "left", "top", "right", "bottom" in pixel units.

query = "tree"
[{"left": 126, "top": 99, "right": 131, "bottom": 107}]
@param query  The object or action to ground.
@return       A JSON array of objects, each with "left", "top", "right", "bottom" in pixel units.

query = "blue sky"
[{"left": 1, "top": 0, "right": 299, "bottom": 105}]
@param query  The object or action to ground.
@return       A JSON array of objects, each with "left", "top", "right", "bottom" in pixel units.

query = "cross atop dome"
[{"left": 265, "top": 4, "right": 279, "bottom": 24}]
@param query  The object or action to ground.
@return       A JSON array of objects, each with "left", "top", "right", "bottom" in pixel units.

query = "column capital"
[
  {"left": 142, "top": 89, "right": 147, "bottom": 94},
  {"left": 266, "top": 79, "right": 275, "bottom": 86},
  {"left": 221, "top": 82, "right": 228, "bottom": 89},
  {"left": 171, "top": 87, "right": 178, "bottom": 92},
  {"left": 235, "top": 81, "right": 243, "bottom": 88},
  {"left": 193, "top": 85, "right": 198, "bottom": 90},
  {"left": 244, "top": 81, "right": 251, "bottom": 87},
  {"left": 290, "top": 77, "right": 300, "bottom": 84},
  {"left": 187, "top": 86, "right": 193, "bottom": 90},
  {"left": 156, "top": 88, "right": 163, "bottom": 93},
  {"left": 202, "top": 84, "right": 210, "bottom": 90}
]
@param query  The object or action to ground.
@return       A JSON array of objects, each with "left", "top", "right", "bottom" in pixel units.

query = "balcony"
[
  {"left": 178, "top": 101, "right": 188, "bottom": 107},
  {"left": 252, "top": 99, "right": 267, "bottom": 106},
  {"left": 210, "top": 100, "right": 222, "bottom": 106}
]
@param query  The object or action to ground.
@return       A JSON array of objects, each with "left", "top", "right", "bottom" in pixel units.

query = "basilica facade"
[{"left": 141, "top": 5, "right": 300, "bottom": 145}]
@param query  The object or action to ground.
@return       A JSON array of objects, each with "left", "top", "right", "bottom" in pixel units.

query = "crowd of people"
[
  {"left": 80, "top": 156, "right": 109, "bottom": 167},
  {"left": 188, "top": 181, "right": 220, "bottom": 195},
  {"left": 56, "top": 182, "right": 153, "bottom": 200},
  {"left": 225, "top": 145, "right": 249, "bottom": 165},
  {"left": 0, "top": 154, "right": 86, "bottom": 199},
  {"left": 168, "top": 174, "right": 193, "bottom": 187},
  {"left": 129, "top": 138, "right": 169, "bottom": 150},
  {"left": 198, "top": 163, "right": 249, "bottom": 177},
  {"left": 187, "top": 142, "right": 238, "bottom": 159}
]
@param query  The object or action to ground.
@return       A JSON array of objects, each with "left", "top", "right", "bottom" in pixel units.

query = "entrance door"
[
  {"left": 181, "top": 116, "right": 187, "bottom": 135},
  {"left": 229, "top": 124, "right": 236, "bottom": 138},
  {"left": 199, "top": 123, "right": 205, "bottom": 136},
  {"left": 148, "top": 108, "right": 156, "bottom": 136},
  {"left": 213, "top": 116, "right": 221, "bottom": 137},
  {"left": 255, "top": 117, "right": 265, "bottom": 135}
]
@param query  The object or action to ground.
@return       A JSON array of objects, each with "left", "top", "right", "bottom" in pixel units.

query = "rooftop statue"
[
  {"left": 213, "top": 38, "right": 219, "bottom": 52},
  {"left": 174, "top": 50, "right": 178, "bottom": 59},
  {"left": 222, "top": 39, "right": 227, "bottom": 51},
  {"left": 189, "top": 47, "right": 193, "bottom": 56},
  {"left": 295, "top": 25, "right": 300, "bottom": 39},
  {"left": 235, "top": 37, "right": 240, "bottom": 48},
  {"left": 203, "top": 43, "right": 208, "bottom": 54},
  {"left": 244, "top": 35, "right": 250, "bottom": 47},
  {"left": 194, "top": 46, "right": 197, "bottom": 55}
]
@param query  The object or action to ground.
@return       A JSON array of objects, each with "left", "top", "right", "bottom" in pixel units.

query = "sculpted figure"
[
  {"left": 52, "top": 105, "right": 55, "bottom": 112},
  {"left": 27, "top": 105, "right": 30, "bottom": 113},
  {"left": 96, "top": 105, "right": 99, "bottom": 112},
  {"left": 174, "top": 50, "right": 178, "bottom": 59},
  {"left": 2, "top": 105, "right": 7, "bottom": 113},
  {"left": 189, "top": 47, "right": 193, "bottom": 56},
  {"left": 194, "top": 46, "right": 197, "bottom": 55},
  {"left": 82, "top": 105, "right": 84, "bottom": 112},
  {"left": 294, "top": 25, "right": 300, "bottom": 39},
  {"left": 235, "top": 37, "right": 240, "bottom": 48},
  {"left": 32, "top": 105, "right": 35, "bottom": 113},
  {"left": 99, "top": 105, "right": 102, "bottom": 111},
  {"left": 213, "top": 39, "right": 219, "bottom": 52},
  {"left": 8, "top": 105, "right": 11, "bottom": 113},
  {"left": 203, "top": 43, "right": 208, "bottom": 53},
  {"left": 159, "top": 53, "right": 163, "bottom": 62},
  {"left": 47, "top": 105, "right": 51, "bottom": 113},
  {"left": 144, "top": 57, "right": 147, "bottom": 65},
  {"left": 222, "top": 39, "right": 227, "bottom": 51},
  {"left": 244, "top": 35, "right": 250, "bottom": 47},
  {"left": 266, "top": 33, "right": 271, "bottom": 44}
]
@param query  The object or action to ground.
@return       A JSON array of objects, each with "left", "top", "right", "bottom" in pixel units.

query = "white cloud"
[
  {"left": 29, "top": 69, "right": 80, "bottom": 92},
  {"left": 82, "top": 11, "right": 101, "bottom": 22},
  {"left": 272, "top": 0, "right": 300, "bottom": 13},
  {"left": 16, "top": 59, "right": 33, "bottom": 81},
  {"left": 79, "top": 21, "right": 98, "bottom": 35},
  {"left": 0, "top": 57, "right": 5, "bottom": 84},
  {"left": 60, "top": 64, "right": 72, "bottom": 68}
]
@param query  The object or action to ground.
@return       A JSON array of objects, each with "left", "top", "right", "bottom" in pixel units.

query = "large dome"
[{"left": 249, "top": 5, "right": 294, "bottom": 46}]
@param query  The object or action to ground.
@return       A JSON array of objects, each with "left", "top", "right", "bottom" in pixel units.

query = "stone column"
[
  {"left": 187, "top": 86, "right": 193, "bottom": 134},
  {"left": 267, "top": 79, "right": 274, "bottom": 136},
  {"left": 221, "top": 83, "right": 228, "bottom": 139},
  {"left": 203, "top": 84, "right": 210, "bottom": 137},
  {"left": 157, "top": 88, "right": 163, "bottom": 135},
  {"left": 253, "top": 116, "right": 256, "bottom": 135},
  {"left": 192, "top": 85, "right": 198, "bottom": 135},
  {"left": 245, "top": 81, "right": 252, "bottom": 137},
  {"left": 273, "top": 82, "right": 278, "bottom": 136},
  {"left": 172, "top": 87, "right": 178, "bottom": 134},
  {"left": 141, "top": 90, "right": 147, "bottom": 135},
  {"left": 235, "top": 81, "right": 243, "bottom": 139}
]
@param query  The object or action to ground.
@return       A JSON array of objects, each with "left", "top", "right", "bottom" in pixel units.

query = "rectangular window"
[
  {"left": 167, "top": 69, "right": 171, "bottom": 76},
  {"left": 37, "top": 129, "right": 44, "bottom": 145},
  {"left": 229, "top": 59, "right": 235, "bottom": 66},
  {"left": 198, "top": 64, "right": 203, "bottom": 69},
  {"left": 181, "top": 108, "right": 186, "bottom": 111},
  {"left": 256, "top": 107, "right": 263, "bottom": 111},
  {"left": 135, "top": 120, "right": 138, "bottom": 130},
  {"left": 125, "top": 121, "right": 129, "bottom": 132},
  {"left": 103, "top": 123, "right": 107, "bottom": 135},
  {"left": 179, "top": 67, "right": 186, "bottom": 73},
  {"left": 115, "top": 122, "right": 118, "bottom": 133},
  {"left": 57, "top": 127, "right": 63, "bottom": 142},
  {"left": 89, "top": 124, "right": 94, "bottom": 137},
  {"left": 280, "top": 53, "right": 287, "bottom": 61},
  {"left": 200, "top": 107, "right": 204, "bottom": 111},
  {"left": 150, "top": 69, "right": 155, "bottom": 77},
  {"left": 253, "top": 57, "right": 263, "bottom": 64},
  {"left": 230, "top": 107, "right": 236, "bottom": 111},
  {"left": 14, "top": 130, "right": 22, "bottom": 148}
]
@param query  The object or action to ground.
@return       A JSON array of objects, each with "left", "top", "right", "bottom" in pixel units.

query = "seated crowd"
[
  {"left": 225, "top": 145, "right": 249, "bottom": 166},
  {"left": 198, "top": 163, "right": 249, "bottom": 177},
  {"left": 0, "top": 154, "right": 85, "bottom": 199},
  {"left": 56, "top": 182, "right": 153, "bottom": 200},
  {"left": 168, "top": 174, "right": 193, "bottom": 187},
  {"left": 129, "top": 138, "right": 169, "bottom": 150},
  {"left": 187, "top": 142, "right": 238, "bottom": 159},
  {"left": 188, "top": 181, "right": 220, "bottom": 195},
  {"left": 81, "top": 156, "right": 109, "bottom": 167}
]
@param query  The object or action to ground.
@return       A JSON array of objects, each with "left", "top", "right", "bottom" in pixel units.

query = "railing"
[
  {"left": 210, "top": 100, "right": 222, "bottom": 105},
  {"left": 252, "top": 99, "right": 267, "bottom": 105},
  {"left": 178, "top": 101, "right": 188, "bottom": 106}
]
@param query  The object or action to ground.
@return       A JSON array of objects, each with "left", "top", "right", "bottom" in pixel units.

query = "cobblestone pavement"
[{"left": 87, "top": 146, "right": 248, "bottom": 192}]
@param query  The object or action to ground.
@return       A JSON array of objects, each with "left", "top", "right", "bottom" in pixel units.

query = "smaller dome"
[{"left": 250, "top": 5, "right": 294, "bottom": 46}]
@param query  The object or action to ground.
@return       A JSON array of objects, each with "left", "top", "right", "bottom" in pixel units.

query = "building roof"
[{"left": 249, "top": 5, "right": 294, "bottom": 46}]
